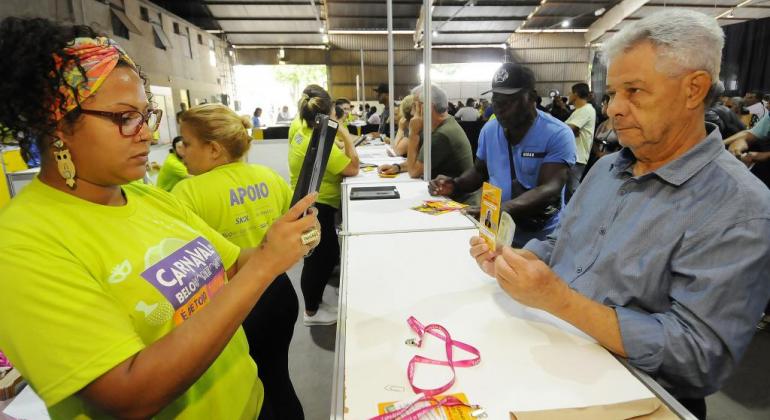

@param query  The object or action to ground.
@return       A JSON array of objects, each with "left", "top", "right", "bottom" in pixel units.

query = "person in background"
[
  {"left": 174, "top": 104, "right": 308, "bottom": 419},
  {"left": 392, "top": 94, "right": 415, "bottom": 156},
  {"left": 564, "top": 82, "right": 596, "bottom": 201},
  {"left": 583, "top": 94, "right": 620, "bottom": 177},
  {"left": 447, "top": 101, "right": 458, "bottom": 116},
  {"left": 372, "top": 83, "right": 391, "bottom": 138},
  {"left": 275, "top": 105, "right": 293, "bottom": 124},
  {"left": 364, "top": 103, "right": 372, "bottom": 119},
  {"left": 252, "top": 107, "right": 263, "bottom": 128},
  {"left": 455, "top": 98, "right": 480, "bottom": 122},
  {"left": 288, "top": 84, "right": 359, "bottom": 326},
  {"left": 470, "top": 10, "right": 770, "bottom": 419},
  {"left": 156, "top": 135, "right": 188, "bottom": 191},
  {"left": 744, "top": 90, "right": 767, "bottom": 128},
  {"left": 380, "top": 84, "right": 475, "bottom": 203},
  {"left": 547, "top": 96, "right": 572, "bottom": 122},
  {"left": 334, "top": 97, "right": 355, "bottom": 124},
  {"left": 367, "top": 106, "right": 381, "bottom": 125},
  {"left": 709, "top": 82, "right": 745, "bottom": 139},
  {"left": 430, "top": 63, "right": 575, "bottom": 246},
  {"left": 0, "top": 17, "right": 318, "bottom": 419}
]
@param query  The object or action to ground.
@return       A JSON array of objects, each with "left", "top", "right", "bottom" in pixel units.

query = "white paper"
[{"left": 3, "top": 385, "right": 50, "bottom": 420}]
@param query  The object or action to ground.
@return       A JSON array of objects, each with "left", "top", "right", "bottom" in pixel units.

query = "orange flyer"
[
  {"left": 376, "top": 393, "right": 475, "bottom": 419},
  {"left": 479, "top": 182, "right": 502, "bottom": 250}
]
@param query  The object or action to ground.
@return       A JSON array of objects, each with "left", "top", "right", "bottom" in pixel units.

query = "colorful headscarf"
[{"left": 51, "top": 37, "right": 136, "bottom": 121}]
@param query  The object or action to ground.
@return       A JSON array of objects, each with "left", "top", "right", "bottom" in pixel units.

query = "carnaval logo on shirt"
[{"left": 141, "top": 237, "right": 225, "bottom": 325}]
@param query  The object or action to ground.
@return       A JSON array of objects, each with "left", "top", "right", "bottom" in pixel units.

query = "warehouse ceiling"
[{"left": 149, "top": 0, "right": 770, "bottom": 48}]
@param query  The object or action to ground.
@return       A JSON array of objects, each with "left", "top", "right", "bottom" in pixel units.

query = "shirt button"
[
  {"left": 599, "top": 227, "right": 607, "bottom": 235},
  {"left": 576, "top": 266, "right": 583, "bottom": 274}
]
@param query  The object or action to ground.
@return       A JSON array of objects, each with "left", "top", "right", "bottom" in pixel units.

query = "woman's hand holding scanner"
[{"left": 254, "top": 192, "right": 319, "bottom": 275}]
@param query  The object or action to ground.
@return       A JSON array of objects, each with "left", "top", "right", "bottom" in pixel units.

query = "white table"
[
  {"left": 342, "top": 181, "right": 475, "bottom": 236},
  {"left": 335, "top": 230, "right": 674, "bottom": 418}
]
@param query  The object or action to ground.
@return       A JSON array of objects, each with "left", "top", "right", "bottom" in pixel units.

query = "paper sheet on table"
[
  {"left": 510, "top": 397, "right": 678, "bottom": 420},
  {"left": 3, "top": 385, "right": 50, "bottom": 419}
]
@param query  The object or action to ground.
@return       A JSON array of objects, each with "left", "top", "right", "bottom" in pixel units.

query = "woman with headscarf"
[{"left": 0, "top": 17, "right": 317, "bottom": 419}]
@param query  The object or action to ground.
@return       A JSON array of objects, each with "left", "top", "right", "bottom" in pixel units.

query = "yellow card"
[
  {"left": 377, "top": 393, "right": 475, "bottom": 419},
  {"left": 479, "top": 182, "right": 502, "bottom": 250}
]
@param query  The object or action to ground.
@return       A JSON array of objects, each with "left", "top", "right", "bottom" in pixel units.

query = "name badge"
[{"left": 521, "top": 151, "right": 546, "bottom": 158}]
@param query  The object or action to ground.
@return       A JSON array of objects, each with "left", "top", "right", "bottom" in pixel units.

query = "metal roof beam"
[{"left": 585, "top": 0, "right": 648, "bottom": 43}]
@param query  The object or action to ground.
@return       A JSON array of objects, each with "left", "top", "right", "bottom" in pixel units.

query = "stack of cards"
[{"left": 411, "top": 199, "right": 468, "bottom": 215}]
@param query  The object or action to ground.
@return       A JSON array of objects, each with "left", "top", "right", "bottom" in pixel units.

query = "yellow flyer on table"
[
  {"left": 479, "top": 182, "right": 502, "bottom": 250},
  {"left": 377, "top": 393, "right": 475, "bottom": 419}
]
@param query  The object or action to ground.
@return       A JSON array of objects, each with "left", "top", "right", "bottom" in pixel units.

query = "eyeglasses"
[{"left": 79, "top": 108, "right": 163, "bottom": 136}]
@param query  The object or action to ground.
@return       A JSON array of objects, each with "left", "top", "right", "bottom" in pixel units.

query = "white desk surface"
[
  {"left": 343, "top": 168, "right": 419, "bottom": 185},
  {"left": 339, "top": 229, "right": 654, "bottom": 418},
  {"left": 343, "top": 181, "right": 475, "bottom": 235}
]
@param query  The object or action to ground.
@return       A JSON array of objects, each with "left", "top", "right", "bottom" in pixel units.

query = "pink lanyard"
[
  {"left": 370, "top": 394, "right": 480, "bottom": 420},
  {"left": 405, "top": 316, "right": 481, "bottom": 397}
]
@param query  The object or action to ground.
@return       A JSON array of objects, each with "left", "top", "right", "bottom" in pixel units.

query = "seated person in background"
[
  {"left": 367, "top": 106, "right": 381, "bottom": 125},
  {"left": 455, "top": 98, "right": 480, "bottom": 122},
  {"left": 725, "top": 113, "right": 770, "bottom": 188},
  {"left": 744, "top": 90, "right": 767, "bottom": 128},
  {"left": 470, "top": 10, "right": 770, "bottom": 420},
  {"left": 275, "top": 105, "right": 293, "bottom": 124},
  {"left": 709, "top": 82, "right": 745, "bottom": 139},
  {"left": 379, "top": 84, "right": 474, "bottom": 203},
  {"left": 547, "top": 96, "right": 572, "bottom": 122},
  {"left": 430, "top": 63, "right": 575, "bottom": 246},
  {"left": 392, "top": 94, "right": 415, "bottom": 156},
  {"left": 373, "top": 83, "right": 391, "bottom": 138},
  {"left": 156, "top": 135, "right": 188, "bottom": 191}
]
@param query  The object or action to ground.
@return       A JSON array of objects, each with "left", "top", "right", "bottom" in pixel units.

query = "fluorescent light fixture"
[
  {"left": 737, "top": 0, "right": 752, "bottom": 7},
  {"left": 594, "top": 7, "right": 606, "bottom": 16},
  {"left": 233, "top": 45, "right": 328, "bottom": 49},
  {"left": 715, "top": 8, "right": 734, "bottom": 19},
  {"left": 561, "top": 20, "right": 570, "bottom": 28},
  {"left": 429, "top": 43, "right": 510, "bottom": 49},
  {"left": 327, "top": 29, "right": 415, "bottom": 35},
  {"left": 206, "top": 29, "right": 224, "bottom": 34},
  {"left": 517, "top": 28, "right": 588, "bottom": 33},
  {"left": 432, "top": 30, "right": 439, "bottom": 37}
]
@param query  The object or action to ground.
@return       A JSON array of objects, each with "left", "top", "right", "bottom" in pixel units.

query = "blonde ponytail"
[{"left": 180, "top": 103, "right": 252, "bottom": 160}]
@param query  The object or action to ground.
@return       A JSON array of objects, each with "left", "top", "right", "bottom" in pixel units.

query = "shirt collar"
[{"left": 610, "top": 124, "right": 724, "bottom": 185}]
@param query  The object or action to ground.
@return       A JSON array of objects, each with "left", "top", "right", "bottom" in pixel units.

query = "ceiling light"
[
  {"left": 561, "top": 20, "right": 570, "bottom": 28},
  {"left": 594, "top": 8, "right": 606, "bottom": 16},
  {"left": 432, "top": 30, "right": 439, "bottom": 37},
  {"left": 727, "top": 10, "right": 735, "bottom": 18},
  {"left": 318, "top": 27, "right": 325, "bottom": 33},
  {"left": 737, "top": 0, "right": 752, "bottom": 7},
  {"left": 468, "top": 0, "right": 476, "bottom": 6},
  {"left": 328, "top": 29, "right": 415, "bottom": 35}
]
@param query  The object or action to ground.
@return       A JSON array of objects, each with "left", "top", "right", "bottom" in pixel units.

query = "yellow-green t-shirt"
[
  {"left": 156, "top": 153, "right": 188, "bottom": 192},
  {"left": 288, "top": 117, "right": 351, "bottom": 208},
  {"left": 172, "top": 162, "right": 292, "bottom": 249},
  {"left": 0, "top": 178, "right": 262, "bottom": 419}
]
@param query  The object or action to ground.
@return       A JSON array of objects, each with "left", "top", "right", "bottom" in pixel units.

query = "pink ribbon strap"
[{"left": 405, "top": 316, "right": 481, "bottom": 397}]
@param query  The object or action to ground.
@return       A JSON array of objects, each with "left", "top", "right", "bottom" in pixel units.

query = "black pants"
[
  {"left": 243, "top": 273, "right": 304, "bottom": 420},
  {"left": 677, "top": 397, "right": 706, "bottom": 420},
  {"left": 300, "top": 203, "right": 340, "bottom": 312}
]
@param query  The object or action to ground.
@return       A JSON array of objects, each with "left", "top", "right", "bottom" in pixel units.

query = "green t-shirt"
[
  {"left": 156, "top": 153, "right": 188, "bottom": 192},
  {"left": 417, "top": 117, "right": 474, "bottom": 180},
  {"left": 0, "top": 178, "right": 261, "bottom": 419},
  {"left": 172, "top": 162, "right": 292, "bottom": 249},
  {"left": 288, "top": 117, "right": 351, "bottom": 208}
]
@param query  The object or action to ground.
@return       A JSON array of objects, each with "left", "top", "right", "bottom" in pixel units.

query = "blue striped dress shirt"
[{"left": 525, "top": 127, "right": 770, "bottom": 398}]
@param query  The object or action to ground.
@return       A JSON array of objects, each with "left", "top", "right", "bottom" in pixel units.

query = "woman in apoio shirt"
[
  {"left": 174, "top": 103, "right": 307, "bottom": 419},
  {"left": 0, "top": 18, "right": 317, "bottom": 419}
]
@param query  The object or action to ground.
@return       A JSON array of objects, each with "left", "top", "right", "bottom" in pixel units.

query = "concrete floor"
[{"left": 284, "top": 260, "right": 770, "bottom": 419}]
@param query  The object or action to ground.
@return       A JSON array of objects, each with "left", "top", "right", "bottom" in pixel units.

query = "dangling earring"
[{"left": 53, "top": 138, "right": 76, "bottom": 189}]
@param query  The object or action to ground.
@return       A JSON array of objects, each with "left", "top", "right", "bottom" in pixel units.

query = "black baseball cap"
[
  {"left": 373, "top": 83, "right": 389, "bottom": 94},
  {"left": 481, "top": 62, "right": 536, "bottom": 96}
]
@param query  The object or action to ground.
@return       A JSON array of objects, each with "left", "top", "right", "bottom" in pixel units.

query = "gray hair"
[
  {"left": 410, "top": 84, "right": 449, "bottom": 114},
  {"left": 602, "top": 9, "right": 724, "bottom": 84}
]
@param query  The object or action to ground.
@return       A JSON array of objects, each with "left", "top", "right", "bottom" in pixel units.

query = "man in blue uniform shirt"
[
  {"left": 469, "top": 10, "right": 770, "bottom": 420},
  {"left": 429, "top": 62, "right": 576, "bottom": 246}
]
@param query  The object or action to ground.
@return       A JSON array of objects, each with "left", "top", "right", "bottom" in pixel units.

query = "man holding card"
[
  {"left": 429, "top": 62, "right": 576, "bottom": 246},
  {"left": 469, "top": 10, "right": 770, "bottom": 419}
]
